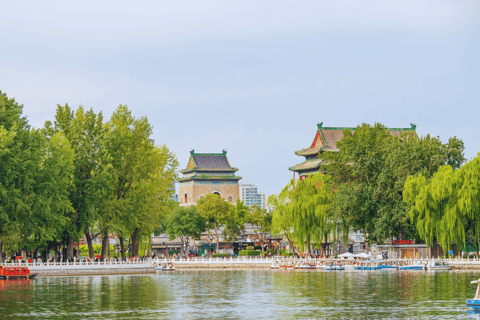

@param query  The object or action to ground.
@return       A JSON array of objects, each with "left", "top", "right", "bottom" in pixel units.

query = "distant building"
[
  {"left": 289, "top": 122, "right": 417, "bottom": 180},
  {"left": 178, "top": 150, "right": 242, "bottom": 206},
  {"left": 239, "top": 183, "right": 266, "bottom": 209}
]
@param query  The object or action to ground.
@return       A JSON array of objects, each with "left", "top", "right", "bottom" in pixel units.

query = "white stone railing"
[{"left": 5, "top": 255, "right": 480, "bottom": 270}]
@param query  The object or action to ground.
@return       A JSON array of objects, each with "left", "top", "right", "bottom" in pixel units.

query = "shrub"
[
  {"left": 245, "top": 245, "right": 254, "bottom": 251},
  {"left": 269, "top": 249, "right": 275, "bottom": 254},
  {"left": 239, "top": 250, "right": 261, "bottom": 256},
  {"left": 212, "top": 253, "right": 230, "bottom": 257},
  {"left": 282, "top": 252, "right": 293, "bottom": 257}
]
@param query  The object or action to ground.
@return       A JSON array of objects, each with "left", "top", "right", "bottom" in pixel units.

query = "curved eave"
[
  {"left": 288, "top": 159, "right": 322, "bottom": 172},
  {"left": 294, "top": 148, "right": 322, "bottom": 156}
]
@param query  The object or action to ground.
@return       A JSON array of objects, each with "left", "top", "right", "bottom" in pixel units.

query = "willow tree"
[
  {"left": 404, "top": 153, "right": 480, "bottom": 255},
  {"left": 268, "top": 190, "right": 295, "bottom": 254},
  {"left": 270, "top": 173, "right": 337, "bottom": 255}
]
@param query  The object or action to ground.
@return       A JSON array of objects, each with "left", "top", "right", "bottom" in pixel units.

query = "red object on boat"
[{"left": 0, "top": 265, "right": 39, "bottom": 280}]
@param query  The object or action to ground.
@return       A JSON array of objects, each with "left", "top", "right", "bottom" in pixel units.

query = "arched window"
[
  {"left": 199, "top": 195, "right": 205, "bottom": 200},
  {"left": 184, "top": 193, "right": 188, "bottom": 203},
  {"left": 213, "top": 192, "right": 221, "bottom": 197},
  {"left": 227, "top": 196, "right": 233, "bottom": 203}
]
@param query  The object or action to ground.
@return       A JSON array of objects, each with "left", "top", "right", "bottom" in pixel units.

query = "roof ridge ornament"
[
  {"left": 190, "top": 149, "right": 195, "bottom": 154},
  {"left": 410, "top": 123, "right": 417, "bottom": 130},
  {"left": 317, "top": 122, "right": 323, "bottom": 129}
]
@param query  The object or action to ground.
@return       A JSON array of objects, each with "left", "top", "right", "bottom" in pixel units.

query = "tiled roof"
[
  {"left": 295, "top": 147, "right": 322, "bottom": 156},
  {"left": 180, "top": 150, "right": 238, "bottom": 173},
  {"left": 289, "top": 159, "right": 322, "bottom": 172},
  {"left": 294, "top": 123, "right": 417, "bottom": 154},
  {"left": 192, "top": 154, "right": 231, "bottom": 169}
]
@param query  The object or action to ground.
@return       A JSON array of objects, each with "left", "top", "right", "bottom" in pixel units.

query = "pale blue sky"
[{"left": 1, "top": 1, "right": 479, "bottom": 197}]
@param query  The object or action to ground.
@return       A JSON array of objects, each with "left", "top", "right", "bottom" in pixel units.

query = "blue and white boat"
[
  {"left": 467, "top": 279, "right": 480, "bottom": 309},
  {"left": 399, "top": 264, "right": 425, "bottom": 270}
]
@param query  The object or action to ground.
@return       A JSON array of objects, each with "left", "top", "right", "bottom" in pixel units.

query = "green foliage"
[
  {"left": 197, "top": 193, "right": 240, "bottom": 251},
  {"left": 103, "top": 105, "right": 178, "bottom": 256},
  {"left": 0, "top": 91, "right": 74, "bottom": 253},
  {"left": 212, "top": 253, "right": 230, "bottom": 257},
  {"left": 278, "top": 249, "right": 292, "bottom": 257},
  {"left": 404, "top": 153, "right": 480, "bottom": 254},
  {"left": 321, "top": 122, "right": 466, "bottom": 243},
  {"left": 239, "top": 250, "right": 261, "bottom": 256},
  {"left": 270, "top": 173, "right": 337, "bottom": 254},
  {"left": 164, "top": 205, "right": 206, "bottom": 256},
  {"left": 79, "top": 244, "right": 114, "bottom": 254}
]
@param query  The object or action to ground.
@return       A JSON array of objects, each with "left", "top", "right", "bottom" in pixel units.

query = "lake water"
[{"left": 1, "top": 270, "right": 480, "bottom": 319}]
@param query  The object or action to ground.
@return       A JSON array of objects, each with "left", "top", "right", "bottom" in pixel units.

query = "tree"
[
  {"left": 164, "top": 206, "right": 206, "bottom": 257},
  {"left": 104, "top": 105, "right": 178, "bottom": 258},
  {"left": 320, "top": 122, "right": 466, "bottom": 243},
  {"left": 269, "top": 173, "right": 336, "bottom": 255},
  {"left": 404, "top": 153, "right": 480, "bottom": 255},
  {"left": 269, "top": 191, "right": 295, "bottom": 254},
  {"left": 197, "top": 193, "right": 235, "bottom": 253},
  {"left": 45, "top": 104, "right": 113, "bottom": 260},
  {"left": 247, "top": 204, "right": 272, "bottom": 252},
  {"left": 0, "top": 91, "right": 74, "bottom": 261}
]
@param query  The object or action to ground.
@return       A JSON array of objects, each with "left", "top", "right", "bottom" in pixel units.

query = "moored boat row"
[{"left": 270, "top": 259, "right": 454, "bottom": 271}]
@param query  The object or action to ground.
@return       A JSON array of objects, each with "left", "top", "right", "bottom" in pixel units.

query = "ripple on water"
[{"left": 0, "top": 270, "right": 477, "bottom": 319}]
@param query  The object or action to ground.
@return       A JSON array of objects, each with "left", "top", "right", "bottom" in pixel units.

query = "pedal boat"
[
  {"left": 295, "top": 261, "right": 315, "bottom": 270},
  {"left": 399, "top": 264, "right": 425, "bottom": 270},
  {"left": 0, "top": 265, "right": 39, "bottom": 280},
  {"left": 467, "top": 278, "right": 480, "bottom": 309},
  {"left": 271, "top": 260, "right": 281, "bottom": 269},
  {"left": 426, "top": 261, "right": 454, "bottom": 271},
  {"left": 155, "top": 262, "right": 175, "bottom": 271}
]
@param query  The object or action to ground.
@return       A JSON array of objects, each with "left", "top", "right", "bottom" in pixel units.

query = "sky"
[{"left": 1, "top": 0, "right": 479, "bottom": 197}]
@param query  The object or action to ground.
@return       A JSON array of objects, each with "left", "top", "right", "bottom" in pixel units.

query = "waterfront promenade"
[{"left": 6, "top": 256, "right": 480, "bottom": 276}]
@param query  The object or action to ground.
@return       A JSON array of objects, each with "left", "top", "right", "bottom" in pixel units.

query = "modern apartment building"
[{"left": 239, "top": 183, "right": 266, "bottom": 209}]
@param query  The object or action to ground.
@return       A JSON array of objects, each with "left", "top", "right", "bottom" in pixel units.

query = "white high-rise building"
[{"left": 239, "top": 183, "right": 266, "bottom": 209}]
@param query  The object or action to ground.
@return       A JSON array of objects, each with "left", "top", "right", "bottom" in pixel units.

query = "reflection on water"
[{"left": 0, "top": 270, "right": 478, "bottom": 319}]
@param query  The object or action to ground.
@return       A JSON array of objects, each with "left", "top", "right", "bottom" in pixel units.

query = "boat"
[
  {"left": 426, "top": 261, "right": 454, "bottom": 271},
  {"left": 0, "top": 265, "right": 39, "bottom": 280},
  {"left": 271, "top": 261, "right": 280, "bottom": 269},
  {"left": 467, "top": 278, "right": 480, "bottom": 309},
  {"left": 295, "top": 261, "right": 315, "bottom": 269},
  {"left": 155, "top": 262, "right": 175, "bottom": 271},
  {"left": 324, "top": 261, "right": 344, "bottom": 271},
  {"left": 399, "top": 263, "right": 425, "bottom": 270}
]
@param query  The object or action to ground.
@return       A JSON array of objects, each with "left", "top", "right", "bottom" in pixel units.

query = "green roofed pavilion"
[{"left": 290, "top": 122, "right": 417, "bottom": 180}]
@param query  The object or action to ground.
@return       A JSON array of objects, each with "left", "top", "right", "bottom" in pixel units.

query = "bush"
[
  {"left": 239, "top": 250, "right": 261, "bottom": 256},
  {"left": 212, "top": 253, "right": 230, "bottom": 257},
  {"left": 283, "top": 252, "right": 293, "bottom": 257},
  {"left": 269, "top": 249, "right": 275, "bottom": 254},
  {"left": 245, "top": 245, "right": 254, "bottom": 250}
]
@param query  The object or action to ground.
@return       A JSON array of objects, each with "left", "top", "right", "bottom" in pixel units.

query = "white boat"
[
  {"left": 295, "top": 261, "right": 315, "bottom": 269},
  {"left": 426, "top": 261, "right": 454, "bottom": 271},
  {"left": 155, "top": 262, "right": 175, "bottom": 271},
  {"left": 271, "top": 260, "right": 281, "bottom": 269}
]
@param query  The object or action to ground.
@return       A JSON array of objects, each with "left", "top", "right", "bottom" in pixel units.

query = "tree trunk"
[
  {"left": 215, "top": 222, "right": 219, "bottom": 254},
  {"left": 67, "top": 236, "right": 74, "bottom": 260},
  {"left": 120, "top": 236, "right": 125, "bottom": 260},
  {"left": 101, "top": 228, "right": 109, "bottom": 262},
  {"left": 85, "top": 227, "right": 95, "bottom": 260},
  {"left": 131, "top": 228, "right": 139, "bottom": 257},
  {"left": 476, "top": 237, "right": 479, "bottom": 258},
  {"left": 0, "top": 242, "right": 3, "bottom": 262},
  {"left": 76, "top": 241, "right": 80, "bottom": 259}
]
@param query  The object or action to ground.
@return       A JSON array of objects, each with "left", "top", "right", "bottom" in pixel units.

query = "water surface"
[{"left": 1, "top": 270, "right": 479, "bottom": 319}]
